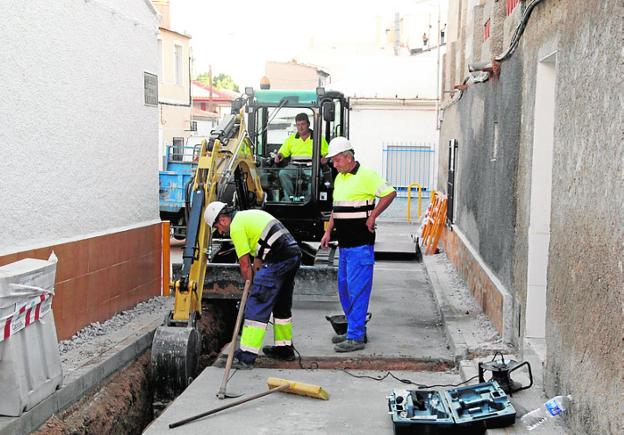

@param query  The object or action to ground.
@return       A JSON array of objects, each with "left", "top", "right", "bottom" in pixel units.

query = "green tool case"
[{"left": 387, "top": 380, "right": 516, "bottom": 434}]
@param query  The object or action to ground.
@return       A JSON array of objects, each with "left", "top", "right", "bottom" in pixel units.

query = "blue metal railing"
[{"left": 382, "top": 143, "right": 436, "bottom": 196}]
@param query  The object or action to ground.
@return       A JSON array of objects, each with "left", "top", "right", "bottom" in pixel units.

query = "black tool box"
[{"left": 387, "top": 381, "right": 516, "bottom": 434}]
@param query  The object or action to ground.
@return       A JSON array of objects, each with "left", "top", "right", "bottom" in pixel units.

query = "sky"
[{"left": 170, "top": 0, "right": 447, "bottom": 90}]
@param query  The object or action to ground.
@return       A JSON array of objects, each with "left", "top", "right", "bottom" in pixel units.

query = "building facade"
[
  {"left": 0, "top": 0, "right": 162, "bottom": 340},
  {"left": 153, "top": 0, "right": 192, "bottom": 169},
  {"left": 156, "top": 27, "right": 192, "bottom": 169},
  {"left": 191, "top": 80, "right": 237, "bottom": 137},
  {"left": 265, "top": 60, "right": 330, "bottom": 90},
  {"left": 437, "top": 1, "right": 622, "bottom": 433}
]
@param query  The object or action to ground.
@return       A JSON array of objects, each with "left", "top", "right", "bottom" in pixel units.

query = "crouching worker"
[{"left": 204, "top": 202, "right": 301, "bottom": 369}]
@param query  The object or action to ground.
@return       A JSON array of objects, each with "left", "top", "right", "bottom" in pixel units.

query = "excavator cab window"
[{"left": 254, "top": 107, "right": 319, "bottom": 204}]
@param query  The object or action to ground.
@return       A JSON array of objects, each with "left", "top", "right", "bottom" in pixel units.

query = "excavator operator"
[
  {"left": 273, "top": 112, "right": 329, "bottom": 201},
  {"left": 204, "top": 201, "right": 301, "bottom": 369}
]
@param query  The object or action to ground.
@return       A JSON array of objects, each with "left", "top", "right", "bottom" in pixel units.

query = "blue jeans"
[{"left": 337, "top": 244, "right": 374, "bottom": 341}]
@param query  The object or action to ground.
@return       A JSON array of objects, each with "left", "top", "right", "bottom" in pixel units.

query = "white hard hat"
[
  {"left": 204, "top": 201, "right": 228, "bottom": 227},
  {"left": 326, "top": 137, "right": 353, "bottom": 158}
]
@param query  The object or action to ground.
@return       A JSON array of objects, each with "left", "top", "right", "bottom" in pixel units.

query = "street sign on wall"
[{"left": 144, "top": 72, "right": 158, "bottom": 106}]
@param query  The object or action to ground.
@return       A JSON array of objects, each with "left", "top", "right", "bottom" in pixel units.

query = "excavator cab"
[{"left": 245, "top": 87, "right": 350, "bottom": 248}]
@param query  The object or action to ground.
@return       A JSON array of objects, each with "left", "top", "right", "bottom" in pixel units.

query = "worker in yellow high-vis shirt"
[
  {"left": 274, "top": 112, "right": 329, "bottom": 201},
  {"left": 204, "top": 203, "right": 301, "bottom": 369},
  {"left": 321, "top": 137, "right": 397, "bottom": 353}
]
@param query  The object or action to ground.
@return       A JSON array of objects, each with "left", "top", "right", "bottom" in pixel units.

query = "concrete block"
[{"left": 0, "top": 259, "right": 63, "bottom": 417}]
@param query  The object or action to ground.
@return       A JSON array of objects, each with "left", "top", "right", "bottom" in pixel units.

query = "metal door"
[{"left": 447, "top": 139, "right": 458, "bottom": 223}]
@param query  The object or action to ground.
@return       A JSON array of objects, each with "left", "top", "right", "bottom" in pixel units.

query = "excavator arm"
[{"left": 151, "top": 109, "right": 264, "bottom": 400}]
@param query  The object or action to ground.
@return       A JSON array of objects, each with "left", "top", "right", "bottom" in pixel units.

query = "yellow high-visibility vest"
[{"left": 278, "top": 132, "right": 328, "bottom": 161}]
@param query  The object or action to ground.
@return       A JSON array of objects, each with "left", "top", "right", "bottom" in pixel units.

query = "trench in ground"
[
  {"left": 33, "top": 300, "right": 237, "bottom": 435},
  {"left": 33, "top": 299, "right": 453, "bottom": 434}
]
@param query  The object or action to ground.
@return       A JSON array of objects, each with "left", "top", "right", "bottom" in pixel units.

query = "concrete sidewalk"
[
  {"left": 277, "top": 260, "right": 453, "bottom": 365},
  {"left": 144, "top": 367, "right": 463, "bottom": 435},
  {"left": 145, "top": 242, "right": 460, "bottom": 434}
]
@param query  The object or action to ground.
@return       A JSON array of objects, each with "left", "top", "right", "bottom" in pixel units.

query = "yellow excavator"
[
  {"left": 151, "top": 108, "right": 264, "bottom": 399},
  {"left": 151, "top": 87, "right": 351, "bottom": 399}
]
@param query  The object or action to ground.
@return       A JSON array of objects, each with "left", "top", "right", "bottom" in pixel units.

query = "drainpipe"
[{"left": 435, "top": 0, "right": 441, "bottom": 130}]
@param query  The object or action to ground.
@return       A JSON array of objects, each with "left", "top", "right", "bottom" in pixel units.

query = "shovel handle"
[
  {"left": 217, "top": 280, "right": 252, "bottom": 398},
  {"left": 170, "top": 384, "right": 289, "bottom": 429}
]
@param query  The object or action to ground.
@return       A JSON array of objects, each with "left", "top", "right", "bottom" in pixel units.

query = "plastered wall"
[
  {"left": 0, "top": 0, "right": 160, "bottom": 255},
  {"left": 528, "top": 2, "right": 623, "bottom": 434},
  {"left": 438, "top": 1, "right": 623, "bottom": 433},
  {"left": 350, "top": 104, "right": 438, "bottom": 177}
]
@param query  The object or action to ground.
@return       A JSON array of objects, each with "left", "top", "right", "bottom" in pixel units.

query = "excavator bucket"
[{"left": 151, "top": 323, "right": 201, "bottom": 400}]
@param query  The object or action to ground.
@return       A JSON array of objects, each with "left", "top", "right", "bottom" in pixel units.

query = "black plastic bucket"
[{"left": 325, "top": 312, "right": 372, "bottom": 335}]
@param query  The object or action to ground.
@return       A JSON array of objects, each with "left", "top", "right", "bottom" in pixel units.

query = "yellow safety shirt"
[
  {"left": 230, "top": 209, "right": 299, "bottom": 261},
  {"left": 278, "top": 131, "right": 329, "bottom": 161},
  {"left": 332, "top": 162, "right": 395, "bottom": 247}
]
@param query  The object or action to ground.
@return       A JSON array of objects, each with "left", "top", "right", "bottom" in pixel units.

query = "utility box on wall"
[{"left": 0, "top": 257, "right": 63, "bottom": 416}]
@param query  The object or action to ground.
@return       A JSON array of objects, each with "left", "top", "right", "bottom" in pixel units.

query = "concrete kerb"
[
  {"left": 0, "top": 317, "right": 163, "bottom": 435},
  {"left": 421, "top": 254, "right": 469, "bottom": 364}
]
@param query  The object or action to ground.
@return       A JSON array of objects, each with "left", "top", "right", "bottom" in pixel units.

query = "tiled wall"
[
  {"left": 441, "top": 226, "right": 504, "bottom": 335},
  {"left": 0, "top": 223, "right": 163, "bottom": 340}
]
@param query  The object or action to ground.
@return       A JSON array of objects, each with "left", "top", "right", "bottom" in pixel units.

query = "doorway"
[{"left": 526, "top": 52, "right": 557, "bottom": 347}]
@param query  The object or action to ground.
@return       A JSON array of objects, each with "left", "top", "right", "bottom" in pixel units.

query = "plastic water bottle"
[{"left": 520, "top": 395, "right": 573, "bottom": 431}]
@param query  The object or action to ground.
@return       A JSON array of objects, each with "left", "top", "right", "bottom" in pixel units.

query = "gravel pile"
[
  {"left": 438, "top": 253, "right": 510, "bottom": 353},
  {"left": 58, "top": 296, "right": 172, "bottom": 371}
]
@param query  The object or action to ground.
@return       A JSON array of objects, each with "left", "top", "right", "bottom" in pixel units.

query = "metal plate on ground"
[
  {"left": 172, "top": 263, "right": 338, "bottom": 300},
  {"left": 374, "top": 241, "right": 422, "bottom": 261}
]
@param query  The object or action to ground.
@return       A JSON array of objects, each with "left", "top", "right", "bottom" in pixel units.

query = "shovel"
[{"left": 216, "top": 279, "right": 251, "bottom": 399}]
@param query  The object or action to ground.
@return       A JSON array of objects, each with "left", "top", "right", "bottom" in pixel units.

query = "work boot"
[
  {"left": 332, "top": 333, "right": 368, "bottom": 344},
  {"left": 262, "top": 345, "right": 296, "bottom": 361},
  {"left": 213, "top": 355, "right": 254, "bottom": 370},
  {"left": 334, "top": 339, "right": 365, "bottom": 353},
  {"left": 230, "top": 357, "right": 254, "bottom": 370},
  {"left": 331, "top": 334, "right": 347, "bottom": 344}
]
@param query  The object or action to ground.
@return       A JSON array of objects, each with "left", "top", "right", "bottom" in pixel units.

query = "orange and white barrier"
[
  {"left": 1, "top": 289, "right": 53, "bottom": 342},
  {"left": 420, "top": 193, "right": 448, "bottom": 255}
]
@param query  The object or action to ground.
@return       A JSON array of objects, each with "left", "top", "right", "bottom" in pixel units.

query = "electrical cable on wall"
[
  {"left": 442, "top": 0, "right": 547, "bottom": 109},
  {"left": 495, "top": 0, "right": 546, "bottom": 62}
]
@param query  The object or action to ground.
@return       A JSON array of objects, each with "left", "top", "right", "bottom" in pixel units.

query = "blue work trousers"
[
  {"left": 246, "top": 255, "right": 300, "bottom": 321},
  {"left": 337, "top": 244, "right": 374, "bottom": 341},
  {"left": 236, "top": 255, "right": 300, "bottom": 363}
]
